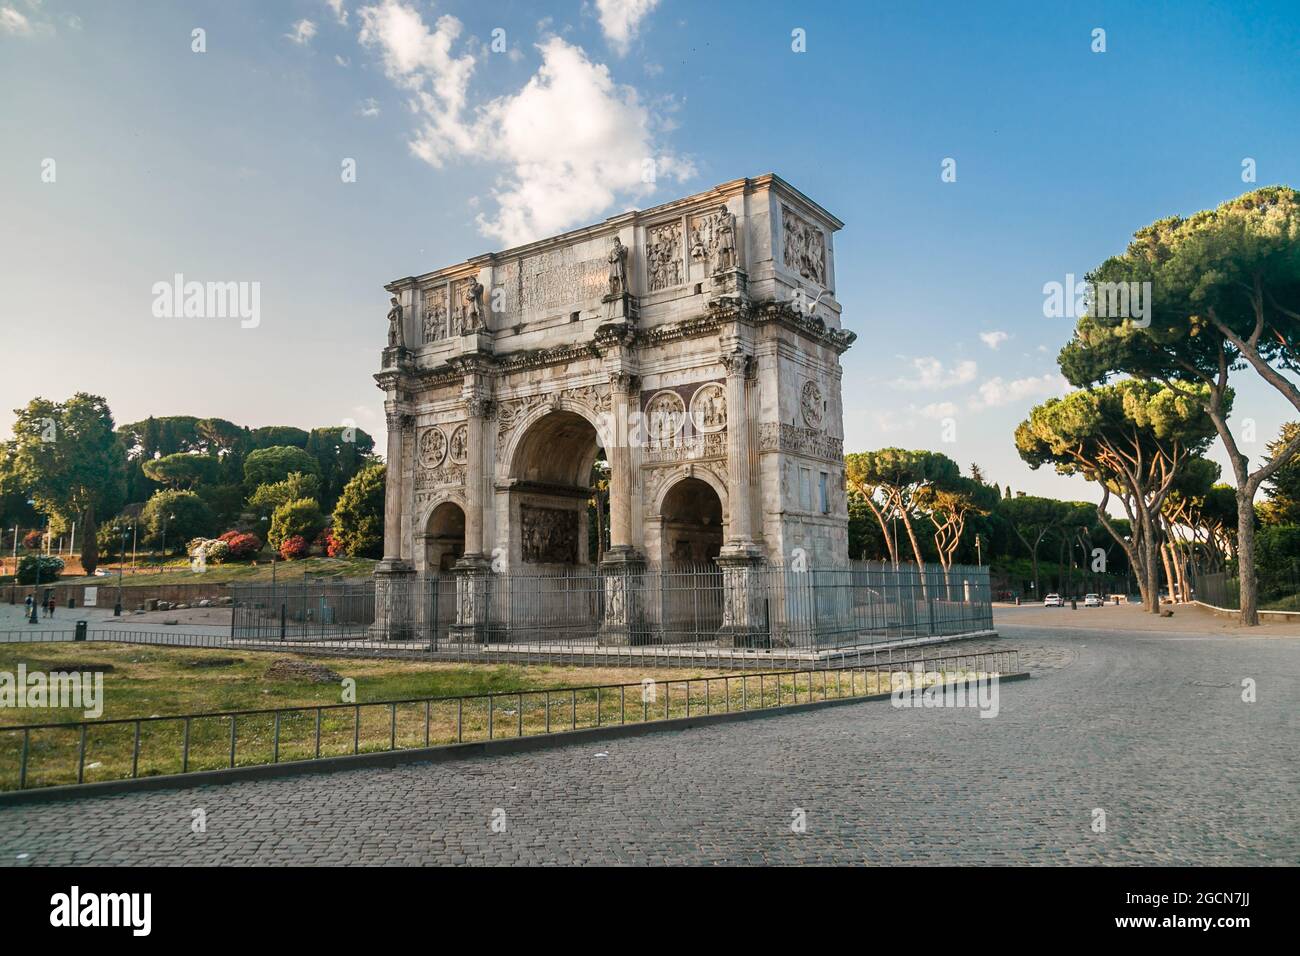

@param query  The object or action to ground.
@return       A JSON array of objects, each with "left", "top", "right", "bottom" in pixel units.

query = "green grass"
[
  {"left": 54, "top": 556, "right": 377, "bottom": 587},
  {"left": 0, "top": 642, "right": 964, "bottom": 790},
  {"left": 0, "top": 642, "right": 741, "bottom": 788}
]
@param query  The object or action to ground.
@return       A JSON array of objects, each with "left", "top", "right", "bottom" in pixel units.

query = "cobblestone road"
[{"left": 2, "top": 606, "right": 1297, "bottom": 865}]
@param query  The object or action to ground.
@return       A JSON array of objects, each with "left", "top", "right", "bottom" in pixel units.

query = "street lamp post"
[
  {"left": 26, "top": 499, "right": 39, "bottom": 624},
  {"left": 160, "top": 512, "right": 175, "bottom": 572}
]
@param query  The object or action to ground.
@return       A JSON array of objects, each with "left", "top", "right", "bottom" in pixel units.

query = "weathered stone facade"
[{"left": 373, "top": 174, "right": 854, "bottom": 641}]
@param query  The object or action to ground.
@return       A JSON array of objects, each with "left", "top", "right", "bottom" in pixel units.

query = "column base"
[
  {"left": 370, "top": 560, "right": 416, "bottom": 640},
  {"left": 716, "top": 544, "right": 769, "bottom": 648},
  {"left": 450, "top": 554, "right": 495, "bottom": 644},
  {"left": 598, "top": 547, "right": 651, "bottom": 646}
]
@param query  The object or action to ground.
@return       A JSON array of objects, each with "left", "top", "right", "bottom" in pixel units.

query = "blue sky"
[{"left": 2, "top": 0, "right": 1298, "bottom": 502}]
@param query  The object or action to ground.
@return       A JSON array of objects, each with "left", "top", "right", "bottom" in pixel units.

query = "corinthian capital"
[{"left": 720, "top": 349, "right": 752, "bottom": 378}]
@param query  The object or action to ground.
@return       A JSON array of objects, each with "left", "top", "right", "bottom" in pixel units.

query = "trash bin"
[
  {"left": 68, "top": 597, "right": 76, "bottom": 609},
  {"left": 75, "top": 620, "right": 87, "bottom": 642}
]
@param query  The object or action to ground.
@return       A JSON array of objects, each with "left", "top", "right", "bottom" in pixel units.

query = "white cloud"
[
  {"left": 335, "top": 54, "right": 351, "bottom": 67},
  {"left": 0, "top": 6, "right": 34, "bottom": 35},
  {"left": 595, "top": 0, "right": 660, "bottom": 55},
  {"left": 325, "top": 0, "right": 349, "bottom": 26},
  {"left": 356, "top": 1, "right": 692, "bottom": 246},
  {"left": 287, "top": 19, "right": 318, "bottom": 45},
  {"left": 972, "top": 373, "right": 1069, "bottom": 409},
  {"left": 918, "top": 401, "right": 957, "bottom": 420},
  {"left": 979, "top": 330, "right": 1008, "bottom": 350},
  {"left": 891, "top": 357, "right": 978, "bottom": 391},
  {"left": 359, "top": 97, "right": 381, "bottom": 117}
]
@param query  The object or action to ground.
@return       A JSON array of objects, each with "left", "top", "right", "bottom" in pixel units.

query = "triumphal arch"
[{"left": 373, "top": 174, "right": 855, "bottom": 644}]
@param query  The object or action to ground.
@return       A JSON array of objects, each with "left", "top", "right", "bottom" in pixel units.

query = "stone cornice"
[{"left": 752, "top": 301, "right": 856, "bottom": 355}]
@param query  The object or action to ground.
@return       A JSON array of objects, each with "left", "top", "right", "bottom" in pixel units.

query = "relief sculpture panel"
[{"left": 520, "top": 505, "right": 580, "bottom": 564}]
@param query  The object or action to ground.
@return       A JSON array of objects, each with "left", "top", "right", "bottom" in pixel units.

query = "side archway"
[
  {"left": 658, "top": 476, "right": 724, "bottom": 564},
  {"left": 423, "top": 501, "right": 466, "bottom": 572}
]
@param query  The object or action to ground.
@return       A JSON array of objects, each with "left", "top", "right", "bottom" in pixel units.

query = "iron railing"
[
  {"left": 231, "top": 561, "right": 993, "bottom": 651},
  {"left": 0, "top": 649, "right": 1018, "bottom": 792}
]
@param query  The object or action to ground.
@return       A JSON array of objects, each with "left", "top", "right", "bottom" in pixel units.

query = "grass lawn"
[
  {"left": 0, "top": 642, "right": 932, "bottom": 790},
  {"left": 53, "top": 556, "right": 377, "bottom": 587}
]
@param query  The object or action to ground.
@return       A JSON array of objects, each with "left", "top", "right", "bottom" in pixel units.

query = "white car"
[
  {"left": 1084, "top": 593, "right": 1103, "bottom": 607},
  {"left": 1043, "top": 593, "right": 1063, "bottom": 607}
]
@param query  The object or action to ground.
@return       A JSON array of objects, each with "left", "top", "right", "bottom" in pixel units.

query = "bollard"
[
  {"left": 68, "top": 597, "right": 75, "bottom": 609},
  {"left": 75, "top": 620, "right": 87, "bottom": 642}
]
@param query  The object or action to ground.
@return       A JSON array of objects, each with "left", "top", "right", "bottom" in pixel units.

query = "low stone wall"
[{"left": 4, "top": 580, "right": 233, "bottom": 610}]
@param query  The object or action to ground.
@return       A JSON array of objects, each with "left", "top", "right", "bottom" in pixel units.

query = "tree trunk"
[
  {"left": 1143, "top": 523, "right": 1161, "bottom": 613},
  {"left": 1236, "top": 489, "right": 1258, "bottom": 625},
  {"left": 80, "top": 503, "right": 99, "bottom": 576}
]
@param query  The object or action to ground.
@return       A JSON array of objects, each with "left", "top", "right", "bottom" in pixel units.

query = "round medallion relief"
[
  {"left": 644, "top": 390, "right": 687, "bottom": 443},
  {"left": 418, "top": 427, "right": 447, "bottom": 469},
  {"left": 448, "top": 424, "right": 468, "bottom": 464},
  {"left": 801, "top": 381, "right": 824, "bottom": 429},
  {"left": 689, "top": 382, "right": 728, "bottom": 433}
]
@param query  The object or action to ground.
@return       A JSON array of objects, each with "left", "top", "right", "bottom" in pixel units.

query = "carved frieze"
[
  {"left": 757, "top": 422, "right": 843, "bottom": 462},
  {"left": 520, "top": 505, "right": 580, "bottom": 564},
  {"left": 421, "top": 285, "right": 449, "bottom": 343},
  {"left": 646, "top": 221, "right": 684, "bottom": 292},
  {"left": 414, "top": 462, "right": 466, "bottom": 490},
  {"left": 782, "top": 204, "right": 826, "bottom": 286},
  {"left": 642, "top": 431, "right": 727, "bottom": 464}
]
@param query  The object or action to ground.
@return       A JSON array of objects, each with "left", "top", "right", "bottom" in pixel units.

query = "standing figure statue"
[
  {"left": 608, "top": 236, "right": 629, "bottom": 297},
  {"left": 465, "top": 277, "right": 485, "bottom": 332},
  {"left": 386, "top": 295, "right": 404, "bottom": 347},
  {"left": 713, "top": 205, "right": 737, "bottom": 274}
]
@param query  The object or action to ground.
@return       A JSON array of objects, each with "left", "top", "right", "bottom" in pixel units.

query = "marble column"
[
  {"left": 717, "top": 347, "right": 765, "bottom": 646},
  {"left": 451, "top": 396, "right": 493, "bottom": 642},
  {"left": 372, "top": 403, "right": 415, "bottom": 640},
  {"left": 381, "top": 405, "right": 406, "bottom": 563},
  {"left": 719, "top": 349, "right": 759, "bottom": 556},
  {"left": 600, "top": 373, "right": 646, "bottom": 644}
]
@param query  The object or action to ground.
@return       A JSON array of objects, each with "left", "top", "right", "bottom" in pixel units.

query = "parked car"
[
  {"left": 1043, "top": 593, "right": 1063, "bottom": 607},
  {"left": 1083, "top": 593, "right": 1103, "bottom": 607}
]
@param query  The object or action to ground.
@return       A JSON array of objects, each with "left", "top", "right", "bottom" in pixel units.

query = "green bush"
[
  {"left": 247, "top": 472, "right": 322, "bottom": 520},
  {"left": 244, "top": 446, "right": 319, "bottom": 490},
  {"left": 141, "top": 489, "right": 215, "bottom": 552},
  {"left": 331, "top": 463, "right": 385, "bottom": 558},
  {"left": 17, "top": 554, "right": 64, "bottom": 585},
  {"left": 268, "top": 497, "right": 325, "bottom": 550}
]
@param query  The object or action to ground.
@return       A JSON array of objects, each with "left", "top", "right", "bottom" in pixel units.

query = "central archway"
[
  {"left": 508, "top": 410, "right": 604, "bottom": 567},
  {"left": 659, "top": 476, "right": 724, "bottom": 565}
]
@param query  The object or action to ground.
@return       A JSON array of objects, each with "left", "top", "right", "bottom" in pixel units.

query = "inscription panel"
[{"left": 521, "top": 247, "right": 608, "bottom": 315}]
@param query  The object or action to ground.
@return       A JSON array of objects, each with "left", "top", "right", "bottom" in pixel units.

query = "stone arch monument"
[{"left": 373, "top": 174, "right": 855, "bottom": 643}]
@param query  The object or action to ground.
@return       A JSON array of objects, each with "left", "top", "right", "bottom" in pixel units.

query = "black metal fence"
[
  {"left": 1198, "top": 569, "right": 1300, "bottom": 612},
  {"left": 0, "top": 649, "right": 1019, "bottom": 792},
  {"left": 231, "top": 561, "right": 993, "bottom": 652}
]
